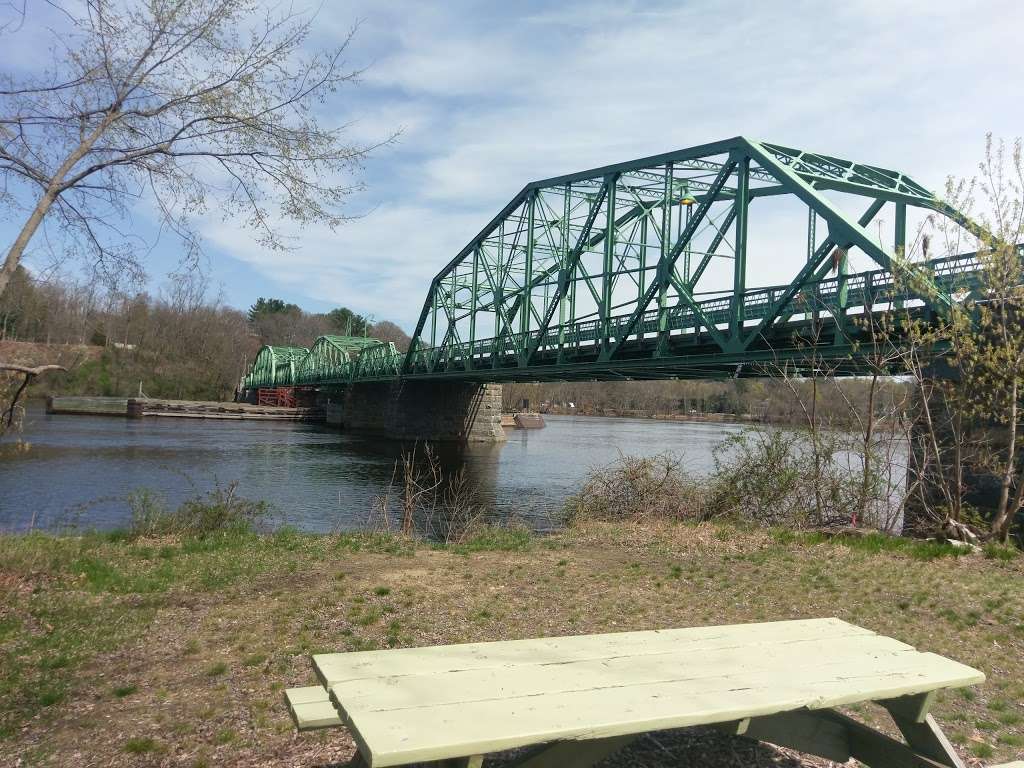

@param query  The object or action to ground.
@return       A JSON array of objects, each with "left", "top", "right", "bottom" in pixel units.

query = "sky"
[{"left": 2, "top": 0, "right": 1023, "bottom": 331}]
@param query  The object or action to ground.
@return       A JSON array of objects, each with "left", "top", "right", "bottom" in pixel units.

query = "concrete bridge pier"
[{"left": 326, "top": 381, "right": 506, "bottom": 443}]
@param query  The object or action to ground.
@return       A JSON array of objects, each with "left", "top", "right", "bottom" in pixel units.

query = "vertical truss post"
[
  {"left": 894, "top": 203, "right": 907, "bottom": 257},
  {"left": 469, "top": 247, "right": 479, "bottom": 369},
  {"left": 731, "top": 155, "right": 750, "bottom": 341},
  {"left": 639, "top": 214, "right": 648, "bottom": 301},
  {"left": 430, "top": 288, "right": 438, "bottom": 347},
  {"left": 558, "top": 184, "right": 570, "bottom": 360},
  {"left": 894, "top": 202, "right": 907, "bottom": 311},
  {"left": 520, "top": 191, "right": 536, "bottom": 344},
  {"left": 601, "top": 175, "right": 618, "bottom": 351},
  {"left": 657, "top": 163, "right": 673, "bottom": 355},
  {"left": 569, "top": 188, "right": 581, "bottom": 359},
  {"left": 807, "top": 209, "right": 816, "bottom": 262},
  {"left": 496, "top": 219, "right": 505, "bottom": 339},
  {"left": 449, "top": 270, "right": 457, "bottom": 366},
  {"left": 493, "top": 277, "right": 503, "bottom": 369},
  {"left": 684, "top": 205, "right": 693, "bottom": 280},
  {"left": 834, "top": 243, "right": 850, "bottom": 345}
]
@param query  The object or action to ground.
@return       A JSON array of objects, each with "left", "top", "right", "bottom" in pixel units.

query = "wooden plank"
[
  {"left": 314, "top": 617, "right": 874, "bottom": 685},
  {"left": 334, "top": 654, "right": 981, "bottom": 766},
  {"left": 285, "top": 686, "right": 343, "bottom": 731},
  {"left": 329, "top": 634, "right": 916, "bottom": 712}
]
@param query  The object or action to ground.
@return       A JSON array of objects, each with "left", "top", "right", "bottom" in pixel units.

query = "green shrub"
[
  {"left": 708, "top": 430, "right": 866, "bottom": 529},
  {"left": 564, "top": 453, "right": 707, "bottom": 523},
  {"left": 127, "top": 483, "right": 270, "bottom": 539}
]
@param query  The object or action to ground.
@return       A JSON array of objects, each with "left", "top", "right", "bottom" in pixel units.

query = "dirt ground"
[{"left": 1, "top": 522, "right": 1021, "bottom": 767}]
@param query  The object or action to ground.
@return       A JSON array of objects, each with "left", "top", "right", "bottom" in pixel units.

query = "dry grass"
[{"left": 0, "top": 522, "right": 1021, "bottom": 767}]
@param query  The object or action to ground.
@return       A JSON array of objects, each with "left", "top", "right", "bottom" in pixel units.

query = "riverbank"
[
  {"left": 543, "top": 406, "right": 763, "bottom": 425},
  {"left": 0, "top": 522, "right": 1020, "bottom": 767}
]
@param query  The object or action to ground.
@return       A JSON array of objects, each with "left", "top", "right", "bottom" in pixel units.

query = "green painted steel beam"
[{"left": 243, "top": 138, "right": 1016, "bottom": 394}]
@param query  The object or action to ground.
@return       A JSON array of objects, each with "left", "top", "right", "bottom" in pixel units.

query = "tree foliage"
[
  {"left": 325, "top": 306, "right": 368, "bottom": 336},
  {"left": 248, "top": 297, "right": 300, "bottom": 322}
]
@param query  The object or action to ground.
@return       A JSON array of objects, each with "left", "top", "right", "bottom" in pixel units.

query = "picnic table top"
[{"left": 311, "top": 617, "right": 984, "bottom": 768}]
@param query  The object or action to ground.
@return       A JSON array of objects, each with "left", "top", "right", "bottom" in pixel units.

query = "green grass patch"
[
  {"left": 205, "top": 662, "right": 227, "bottom": 677},
  {"left": 970, "top": 742, "right": 994, "bottom": 759},
  {"left": 124, "top": 736, "right": 158, "bottom": 754},
  {"left": 983, "top": 542, "right": 1020, "bottom": 561},
  {"left": 780, "top": 530, "right": 968, "bottom": 560},
  {"left": 452, "top": 525, "right": 532, "bottom": 553}
]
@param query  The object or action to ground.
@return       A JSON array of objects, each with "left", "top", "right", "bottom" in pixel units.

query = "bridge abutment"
[{"left": 327, "top": 381, "right": 506, "bottom": 443}]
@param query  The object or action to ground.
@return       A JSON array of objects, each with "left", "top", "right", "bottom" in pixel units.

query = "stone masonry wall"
[{"left": 333, "top": 381, "right": 506, "bottom": 443}]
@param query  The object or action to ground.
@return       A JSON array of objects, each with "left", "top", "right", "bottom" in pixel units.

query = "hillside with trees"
[{"left": 0, "top": 267, "right": 410, "bottom": 401}]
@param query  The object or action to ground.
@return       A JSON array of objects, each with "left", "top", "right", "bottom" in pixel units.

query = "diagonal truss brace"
[
  {"left": 524, "top": 180, "right": 610, "bottom": 363},
  {"left": 739, "top": 198, "right": 887, "bottom": 351},
  {"left": 745, "top": 138, "right": 956, "bottom": 318},
  {"left": 604, "top": 157, "right": 739, "bottom": 360}
]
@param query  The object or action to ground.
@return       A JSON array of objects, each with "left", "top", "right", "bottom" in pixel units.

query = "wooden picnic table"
[{"left": 287, "top": 617, "right": 991, "bottom": 768}]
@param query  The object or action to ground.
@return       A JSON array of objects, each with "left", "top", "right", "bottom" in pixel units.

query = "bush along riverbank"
[{"left": 1, "top": 481, "right": 1022, "bottom": 767}]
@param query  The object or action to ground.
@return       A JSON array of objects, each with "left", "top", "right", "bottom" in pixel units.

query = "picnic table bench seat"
[{"left": 286, "top": 617, "right": 991, "bottom": 768}]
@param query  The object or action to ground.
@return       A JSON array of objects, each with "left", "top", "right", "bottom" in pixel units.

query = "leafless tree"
[
  {"left": 0, "top": 0, "right": 391, "bottom": 296},
  {"left": 369, "top": 320, "right": 411, "bottom": 351},
  {"left": 1, "top": 362, "right": 65, "bottom": 432}
]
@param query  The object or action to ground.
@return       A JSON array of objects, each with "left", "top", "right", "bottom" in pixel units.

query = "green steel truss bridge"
[{"left": 244, "top": 136, "right": 1006, "bottom": 391}]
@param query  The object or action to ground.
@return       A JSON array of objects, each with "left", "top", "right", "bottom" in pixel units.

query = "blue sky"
[{"left": 2, "top": 0, "right": 1023, "bottom": 330}]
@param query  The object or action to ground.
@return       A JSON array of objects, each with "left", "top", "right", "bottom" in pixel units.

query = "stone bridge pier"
[{"left": 325, "top": 381, "right": 506, "bottom": 443}]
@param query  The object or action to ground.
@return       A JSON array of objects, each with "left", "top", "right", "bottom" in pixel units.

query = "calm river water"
[{"left": 1, "top": 404, "right": 749, "bottom": 533}]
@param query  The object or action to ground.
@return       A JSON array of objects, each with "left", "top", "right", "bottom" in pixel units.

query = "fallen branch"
[{"left": 1, "top": 363, "right": 67, "bottom": 429}]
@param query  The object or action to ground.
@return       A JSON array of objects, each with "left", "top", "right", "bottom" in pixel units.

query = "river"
[{"left": 1, "top": 404, "right": 749, "bottom": 533}]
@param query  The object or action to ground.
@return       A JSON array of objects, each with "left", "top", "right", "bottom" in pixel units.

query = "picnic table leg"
[
  {"left": 437, "top": 757, "right": 484, "bottom": 768},
  {"left": 740, "top": 705, "right": 966, "bottom": 768},
  {"left": 881, "top": 693, "right": 966, "bottom": 768}
]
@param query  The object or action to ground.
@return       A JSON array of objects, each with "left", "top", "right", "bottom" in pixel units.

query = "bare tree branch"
[{"left": 0, "top": 0, "right": 394, "bottom": 296}]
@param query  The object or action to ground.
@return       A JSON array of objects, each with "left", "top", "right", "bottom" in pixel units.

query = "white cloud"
[
  {"left": 178, "top": 0, "right": 1024, "bottom": 327},
  {"left": 202, "top": 201, "right": 485, "bottom": 322},
  {"left": 14, "top": 0, "right": 1014, "bottom": 330}
]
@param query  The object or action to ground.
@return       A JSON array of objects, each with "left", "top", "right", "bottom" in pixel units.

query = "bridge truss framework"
[{"left": 246, "top": 136, "right": 997, "bottom": 391}]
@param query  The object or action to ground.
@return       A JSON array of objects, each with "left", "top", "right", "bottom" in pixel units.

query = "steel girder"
[
  {"left": 245, "top": 336, "right": 388, "bottom": 390},
  {"left": 245, "top": 345, "right": 309, "bottom": 390},
  {"left": 243, "top": 137, "right": 1003, "bottom": 390},
  {"left": 392, "top": 137, "right": 984, "bottom": 382}
]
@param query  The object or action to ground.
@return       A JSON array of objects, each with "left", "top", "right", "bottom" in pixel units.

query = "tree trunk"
[
  {"left": 991, "top": 380, "right": 1019, "bottom": 542},
  {"left": 0, "top": 111, "right": 116, "bottom": 299},
  {"left": 0, "top": 190, "right": 59, "bottom": 297}
]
